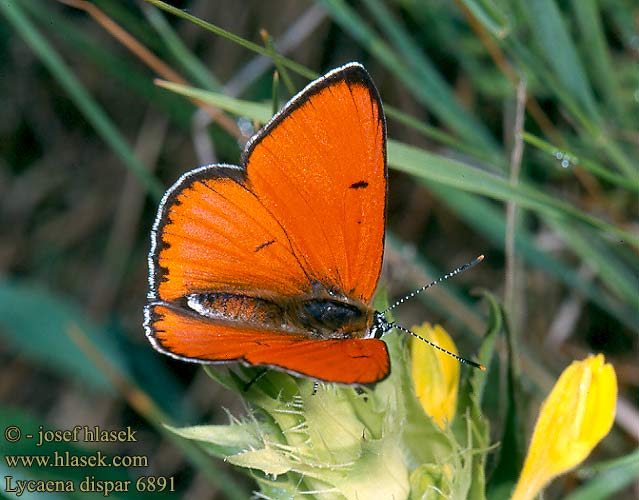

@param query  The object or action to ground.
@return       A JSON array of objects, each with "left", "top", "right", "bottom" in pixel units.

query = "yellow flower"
[
  {"left": 511, "top": 354, "right": 617, "bottom": 500},
  {"left": 410, "top": 323, "right": 460, "bottom": 429}
]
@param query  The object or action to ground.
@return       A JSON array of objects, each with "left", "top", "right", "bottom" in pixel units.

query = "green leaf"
[
  {"left": 166, "top": 422, "right": 263, "bottom": 457},
  {"left": 0, "top": 280, "right": 126, "bottom": 390},
  {"left": 522, "top": 133, "right": 639, "bottom": 192},
  {"left": 321, "top": 0, "right": 499, "bottom": 155},
  {"left": 144, "top": 0, "right": 315, "bottom": 79},
  {"left": 410, "top": 464, "right": 450, "bottom": 500},
  {"left": 460, "top": 0, "right": 511, "bottom": 38},
  {"left": 1, "top": 0, "right": 165, "bottom": 201},
  {"left": 500, "top": 5, "right": 637, "bottom": 179},
  {"left": 228, "top": 447, "right": 294, "bottom": 476},
  {"left": 388, "top": 141, "right": 638, "bottom": 246},
  {"left": 571, "top": 0, "right": 624, "bottom": 122},
  {"left": 429, "top": 184, "right": 639, "bottom": 332},
  {"left": 564, "top": 449, "right": 639, "bottom": 500},
  {"left": 547, "top": 218, "right": 639, "bottom": 308},
  {"left": 0, "top": 407, "right": 150, "bottom": 499},
  {"left": 23, "top": 1, "right": 194, "bottom": 130},
  {"left": 143, "top": 5, "right": 221, "bottom": 91},
  {"left": 516, "top": 0, "right": 599, "bottom": 122},
  {"left": 153, "top": 80, "right": 639, "bottom": 248},
  {"left": 155, "top": 79, "right": 273, "bottom": 123},
  {"left": 453, "top": 293, "right": 500, "bottom": 500},
  {"left": 336, "top": 437, "right": 410, "bottom": 500},
  {"left": 486, "top": 305, "right": 525, "bottom": 496},
  {"left": 470, "top": 290, "right": 502, "bottom": 403}
]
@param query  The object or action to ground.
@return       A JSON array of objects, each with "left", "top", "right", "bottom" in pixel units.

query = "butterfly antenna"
[
  {"left": 383, "top": 255, "right": 485, "bottom": 314},
  {"left": 392, "top": 323, "right": 486, "bottom": 370}
]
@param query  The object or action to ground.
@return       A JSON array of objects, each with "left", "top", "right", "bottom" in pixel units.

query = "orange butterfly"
[
  {"left": 144, "top": 63, "right": 389, "bottom": 385},
  {"left": 145, "top": 63, "right": 483, "bottom": 385}
]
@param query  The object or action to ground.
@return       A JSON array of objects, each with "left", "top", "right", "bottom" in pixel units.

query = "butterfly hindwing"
[{"left": 146, "top": 303, "right": 389, "bottom": 385}]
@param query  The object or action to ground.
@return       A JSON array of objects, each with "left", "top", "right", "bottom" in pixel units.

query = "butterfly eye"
[{"left": 369, "top": 312, "right": 393, "bottom": 339}]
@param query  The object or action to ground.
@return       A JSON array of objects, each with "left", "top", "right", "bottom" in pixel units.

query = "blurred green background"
[{"left": 1, "top": 0, "right": 637, "bottom": 498}]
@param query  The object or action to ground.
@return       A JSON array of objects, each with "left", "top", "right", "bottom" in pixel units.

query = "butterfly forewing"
[
  {"left": 245, "top": 66, "right": 386, "bottom": 302},
  {"left": 149, "top": 165, "right": 309, "bottom": 302}
]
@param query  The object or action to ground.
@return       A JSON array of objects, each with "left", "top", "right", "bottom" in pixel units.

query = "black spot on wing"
[
  {"left": 255, "top": 239, "right": 276, "bottom": 252},
  {"left": 350, "top": 180, "right": 369, "bottom": 189}
]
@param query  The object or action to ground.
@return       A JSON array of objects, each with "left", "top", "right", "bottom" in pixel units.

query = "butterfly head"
[{"left": 369, "top": 311, "right": 394, "bottom": 339}]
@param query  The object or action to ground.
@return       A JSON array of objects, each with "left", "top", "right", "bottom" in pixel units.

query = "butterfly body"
[
  {"left": 145, "top": 63, "right": 391, "bottom": 385},
  {"left": 185, "top": 288, "right": 374, "bottom": 340}
]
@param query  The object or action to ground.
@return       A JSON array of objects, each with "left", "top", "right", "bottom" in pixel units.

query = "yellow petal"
[
  {"left": 410, "top": 323, "right": 460, "bottom": 429},
  {"left": 511, "top": 354, "right": 617, "bottom": 500}
]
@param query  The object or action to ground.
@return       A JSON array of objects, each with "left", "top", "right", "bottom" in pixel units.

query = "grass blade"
[
  {"left": 154, "top": 79, "right": 639, "bottom": 248},
  {"left": 564, "top": 449, "right": 639, "bottom": 500},
  {"left": 1, "top": 1, "right": 164, "bottom": 201},
  {"left": 321, "top": 0, "right": 499, "bottom": 156},
  {"left": 523, "top": 133, "right": 639, "bottom": 192},
  {"left": 0, "top": 280, "right": 126, "bottom": 390},
  {"left": 571, "top": 0, "right": 624, "bottom": 123},
  {"left": 143, "top": 5, "right": 221, "bottom": 91},
  {"left": 516, "top": 0, "right": 600, "bottom": 122},
  {"left": 144, "top": 0, "right": 315, "bottom": 79},
  {"left": 429, "top": 184, "right": 639, "bottom": 332}
]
